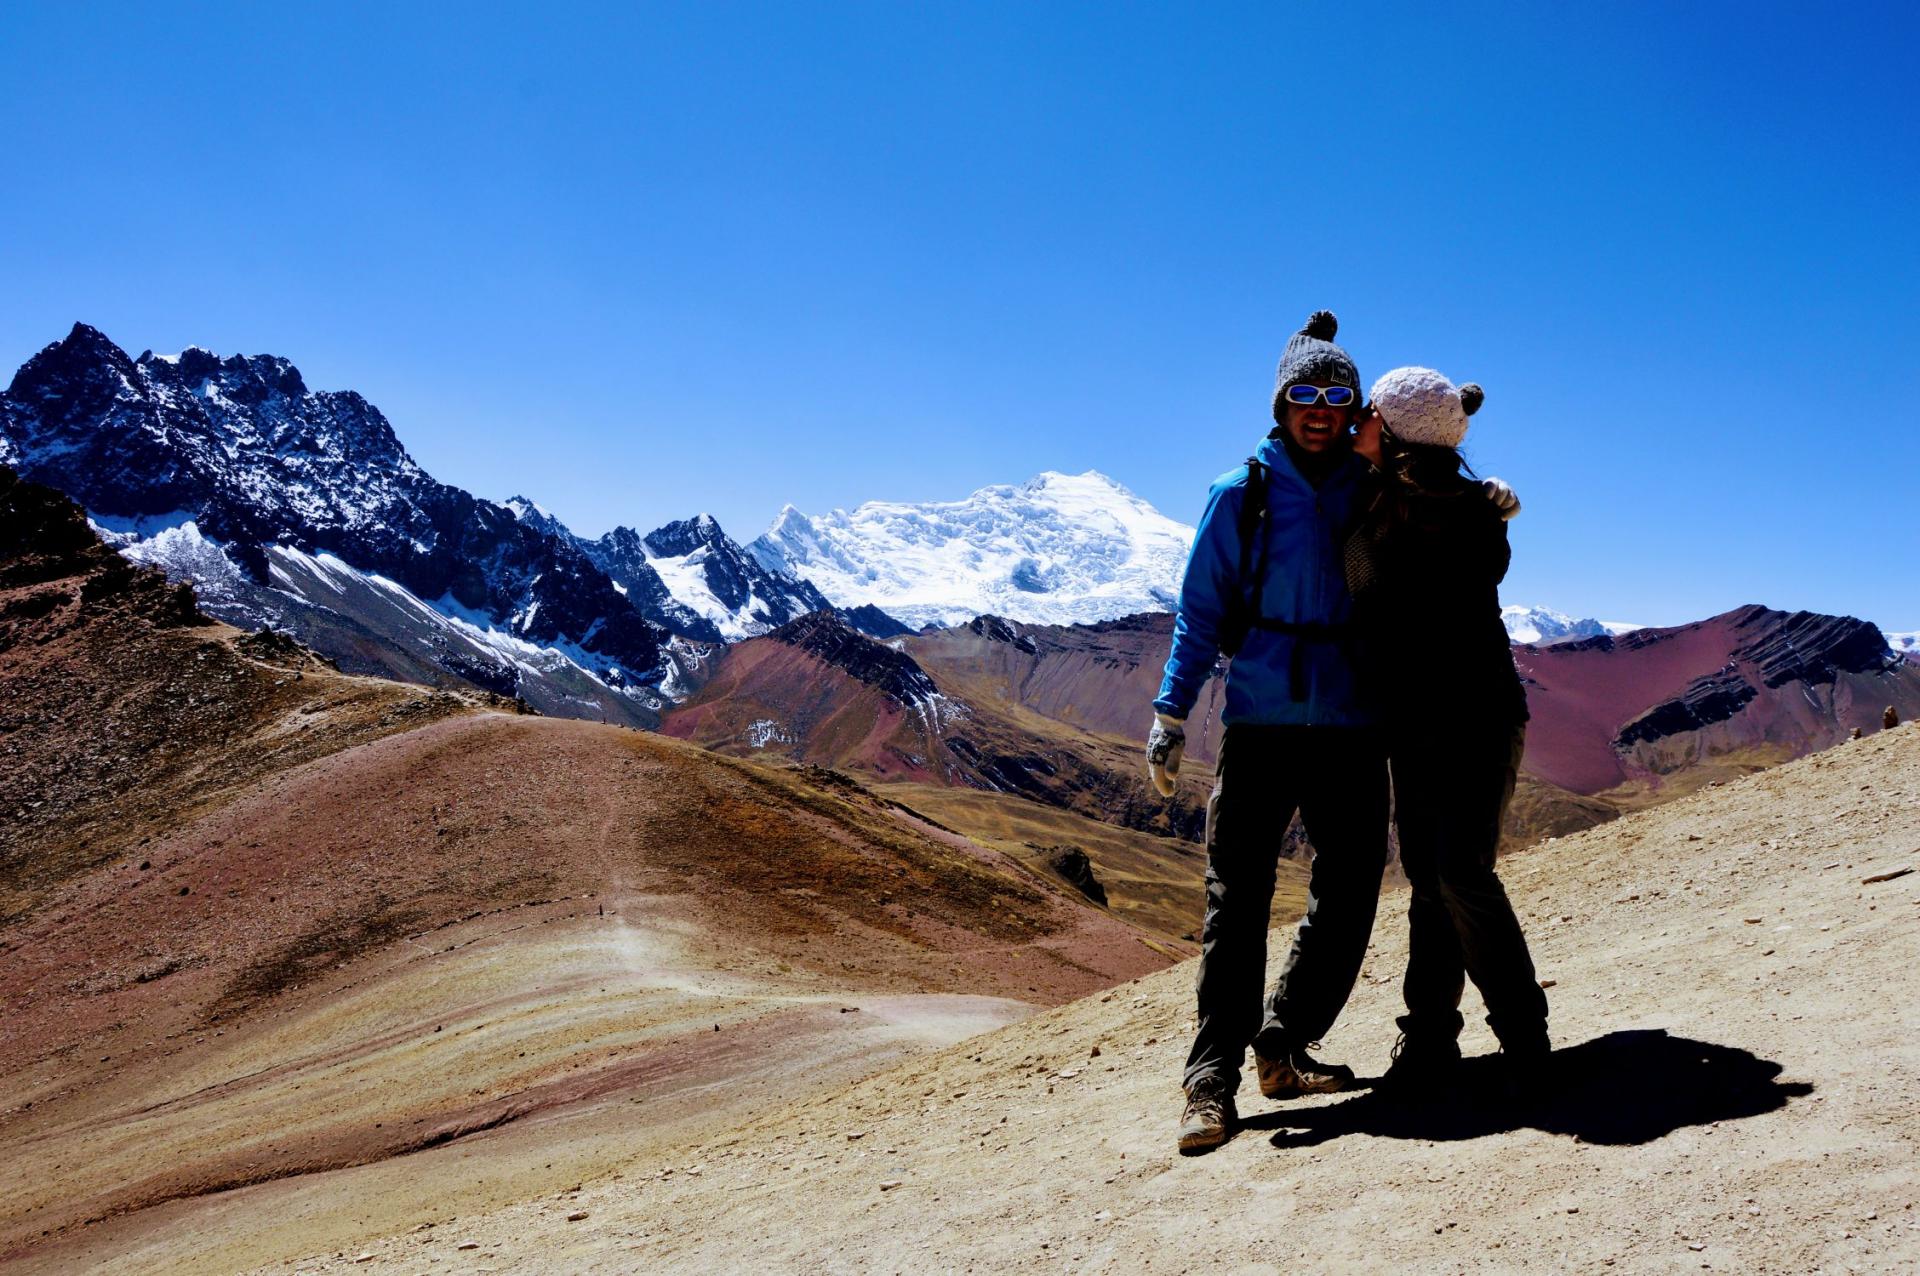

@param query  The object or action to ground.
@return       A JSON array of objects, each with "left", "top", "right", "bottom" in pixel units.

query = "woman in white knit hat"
[{"left": 1348, "top": 367, "right": 1550, "bottom": 1095}]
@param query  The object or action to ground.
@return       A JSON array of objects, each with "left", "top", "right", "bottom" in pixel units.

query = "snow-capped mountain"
[
  {"left": 92, "top": 515, "right": 694, "bottom": 722},
  {"left": 747, "top": 470, "right": 1194, "bottom": 630},
  {"left": 1502, "top": 605, "right": 1642, "bottom": 646},
  {"left": 633, "top": 513, "right": 835, "bottom": 641},
  {"left": 500, "top": 502, "right": 722, "bottom": 643},
  {"left": 501, "top": 502, "right": 834, "bottom": 642},
  {"left": 1889, "top": 631, "right": 1919, "bottom": 661},
  {"left": 0, "top": 324, "right": 691, "bottom": 718}
]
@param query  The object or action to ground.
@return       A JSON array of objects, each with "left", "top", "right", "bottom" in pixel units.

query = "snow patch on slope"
[
  {"left": 109, "top": 517, "right": 280, "bottom": 628},
  {"left": 645, "top": 544, "right": 761, "bottom": 639}
]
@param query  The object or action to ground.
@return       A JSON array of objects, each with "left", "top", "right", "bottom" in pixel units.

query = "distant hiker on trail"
[
  {"left": 1348, "top": 368, "right": 1550, "bottom": 1094},
  {"left": 1149, "top": 311, "right": 1393, "bottom": 1153}
]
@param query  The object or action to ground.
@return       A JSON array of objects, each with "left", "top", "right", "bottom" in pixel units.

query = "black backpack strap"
[
  {"left": 1239, "top": 458, "right": 1270, "bottom": 627},
  {"left": 1218, "top": 457, "right": 1268, "bottom": 659}
]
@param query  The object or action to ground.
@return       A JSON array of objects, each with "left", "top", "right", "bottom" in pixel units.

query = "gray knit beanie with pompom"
[
  {"left": 1369, "top": 366, "right": 1485, "bottom": 447},
  {"left": 1271, "top": 310, "right": 1362, "bottom": 426}
]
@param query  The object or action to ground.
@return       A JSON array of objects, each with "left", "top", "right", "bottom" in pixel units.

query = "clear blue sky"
[{"left": 3, "top": 3, "right": 1915, "bottom": 629}]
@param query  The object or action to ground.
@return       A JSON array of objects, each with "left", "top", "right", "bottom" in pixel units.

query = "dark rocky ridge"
[
  {"left": 1615, "top": 667, "right": 1758, "bottom": 747},
  {"left": 641, "top": 513, "right": 727, "bottom": 559},
  {"left": 1, "top": 324, "right": 687, "bottom": 691},
  {"left": 768, "top": 610, "right": 940, "bottom": 705},
  {"left": 1732, "top": 607, "right": 1895, "bottom": 688},
  {"left": 966, "top": 614, "right": 1038, "bottom": 653},
  {"left": 839, "top": 604, "right": 914, "bottom": 639},
  {"left": 1613, "top": 606, "right": 1901, "bottom": 751}
]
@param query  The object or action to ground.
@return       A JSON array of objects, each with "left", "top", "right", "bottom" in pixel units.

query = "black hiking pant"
[
  {"left": 1391, "top": 721, "right": 1549, "bottom": 1046},
  {"left": 1183, "top": 724, "right": 1390, "bottom": 1096}
]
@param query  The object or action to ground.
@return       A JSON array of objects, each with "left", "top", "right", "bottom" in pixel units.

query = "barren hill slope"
[
  {"left": 2, "top": 469, "right": 1186, "bottom": 1275},
  {"left": 0, "top": 712, "right": 1172, "bottom": 1273},
  {"left": 265, "top": 722, "right": 1920, "bottom": 1274},
  {"left": 0, "top": 464, "right": 472, "bottom": 924}
]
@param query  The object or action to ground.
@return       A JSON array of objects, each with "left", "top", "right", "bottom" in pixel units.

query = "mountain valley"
[
  {"left": 4, "top": 321, "right": 1920, "bottom": 1275},
  {"left": 0, "top": 479, "right": 1177, "bottom": 1271}
]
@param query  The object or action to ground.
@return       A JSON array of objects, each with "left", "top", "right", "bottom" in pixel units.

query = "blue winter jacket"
[{"left": 1154, "top": 435, "right": 1378, "bottom": 727}]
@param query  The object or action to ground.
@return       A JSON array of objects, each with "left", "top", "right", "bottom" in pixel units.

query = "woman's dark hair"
[{"left": 1384, "top": 433, "right": 1477, "bottom": 493}]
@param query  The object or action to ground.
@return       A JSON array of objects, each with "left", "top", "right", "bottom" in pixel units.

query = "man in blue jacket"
[{"left": 1149, "top": 310, "right": 1389, "bottom": 1153}]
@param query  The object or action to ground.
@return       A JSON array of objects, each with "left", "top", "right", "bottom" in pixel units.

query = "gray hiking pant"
[
  {"left": 1392, "top": 721, "right": 1549, "bottom": 1046},
  {"left": 1183, "top": 724, "right": 1390, "bottom": 1096}
]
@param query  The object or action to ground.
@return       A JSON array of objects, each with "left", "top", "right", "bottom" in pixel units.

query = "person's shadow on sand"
[{"left": 1239, "top": 1029, "right": 1812, "bottom": 1149}]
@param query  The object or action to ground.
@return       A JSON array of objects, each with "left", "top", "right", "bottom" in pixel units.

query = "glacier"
[
  {"left": 1501, "top": 605, "right": 1642, "bottom": 646},
  {"left": 746, "top": 470, "right": 1194, "bottom": 630}
]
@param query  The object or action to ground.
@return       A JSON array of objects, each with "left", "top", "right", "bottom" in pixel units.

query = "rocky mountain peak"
[
  {"left": 643, "top": 513, "right": 726, "bottom": 559},
  {"left": 502, "top": 495, "right": 574, "bottom": 541},
  {"left": 966, "top": 614, "right": 1038, "bottom": 653},
  {"left": 1726, "top": 605, "right": 1898, "bottom": 686},
  {"left": 7, "top": 322, "right": 140, "bottom": 400},
  {"left": 770, "top": 609, "right": 940, "bottom": 705},
  {"left": 838, "top": 603, "right": 914, "bottom": 639},
  {"left": 0, "top": 324, "right": 690, "bottom": 714},
  {"left": 141, "top": 347, "right": 310, "bottom": 402}
]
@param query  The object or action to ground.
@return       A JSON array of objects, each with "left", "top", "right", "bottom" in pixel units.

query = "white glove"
[
  {"left": 1146, "top": 712, "right": 1186, "bottom": 797},
  {"left": 1481, "top": 476, "right": 1522, "bottom": 522}
]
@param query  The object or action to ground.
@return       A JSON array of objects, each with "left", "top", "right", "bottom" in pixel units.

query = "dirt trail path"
[
  {"left": 268, "top": 723, "right": 1920, "bottom": 1274},
  {"left": 2, "top": 714, "right": 1167, "bottom": 1274}
]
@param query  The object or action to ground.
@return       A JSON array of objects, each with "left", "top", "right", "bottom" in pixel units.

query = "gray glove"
[
  {"left": 1481, "top": 476, "right": 1521, "bottom": 521},
  {"left": 1146, "top": 712, "right": 1186, "bottom": 797}
]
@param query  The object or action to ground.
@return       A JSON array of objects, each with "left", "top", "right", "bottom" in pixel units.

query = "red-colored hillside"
[{"left": 1515, "top": 605, "right": 1920, "bottom": 797}]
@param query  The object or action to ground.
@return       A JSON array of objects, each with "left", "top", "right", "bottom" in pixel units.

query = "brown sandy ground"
[
  {"left": 261, "top": 723, "right": 1920, "bottom": 1274},
  {"left": 0, "top": 497, "right": 476, "bottom": 925},
  {"left": 0, "top": 714, "right": 1170, "bottom": 1274}
]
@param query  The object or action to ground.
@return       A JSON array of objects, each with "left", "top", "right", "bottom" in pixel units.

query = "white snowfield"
[
  {"left": 1888, "top": 631, "right": 1919, "bottom": 655},
  {"left": 1501, "top": 604, "right": 1641, "bottom": 646},
  {"left": 746, "top": 470, "right": 1195, "bottom": 630},
  {"left": 643, "top": 541, "right": 769, "bottom": 642}
]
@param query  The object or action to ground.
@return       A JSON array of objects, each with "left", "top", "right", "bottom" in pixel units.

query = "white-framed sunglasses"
[{"left": 1283, "top": 384, "right": 1358, "bottom": 407}]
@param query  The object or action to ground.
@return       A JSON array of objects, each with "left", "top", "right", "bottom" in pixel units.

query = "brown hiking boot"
[
  {"left": 1177, "top": 1082, "right": 1237, "bottom": 1153},
  {"left": 1255, "top": 1043, "right": 1354, "bottom": 1098}
]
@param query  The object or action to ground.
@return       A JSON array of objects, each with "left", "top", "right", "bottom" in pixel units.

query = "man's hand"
[
  {"left": 1147, "top": 712, "right": 1186, "bottom": 797},
  {"left": 1481, "top": 476, "right": 1521, "bottom": 521}
]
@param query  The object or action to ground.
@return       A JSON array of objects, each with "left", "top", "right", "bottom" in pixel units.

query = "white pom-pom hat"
[{"left": 1369, "top": 366, "right": 1485, "bottom": 448}]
